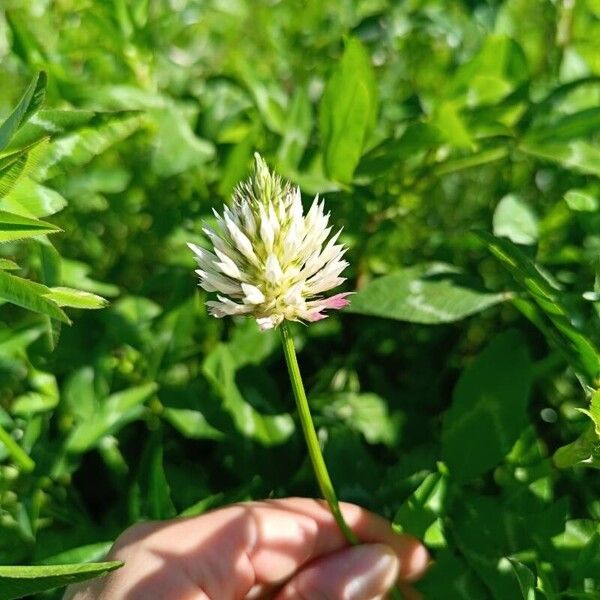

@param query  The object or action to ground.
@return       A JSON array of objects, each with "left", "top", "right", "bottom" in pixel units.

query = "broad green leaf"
[
  {"left": 33, "top": 112, "right": 143, "bottom": 180},
  {"left": 66, "top": 383, "right": 158, "bottom": 453},
  {"left": 202, "top": 344, "right": 294, "bottom": 446},
  {"left": 553, "top": 424, "right": 600, "bottom": 469},
  {"left": 0, "top": 270, "right": 69, "bottom": 323},
  {"left": 347, "top": 263, "right": 507, "bottom": 324},
  {"left": 0, "top": 562, "right": 121, "bottom": 600},
  {"left": 493, "top": 194, "right": 539, "bottom": 245},
  {"left": 162, "top": 407, "right": 224, "bottom": 441},
  {"left": 43, "top": 287, "right": 108, "bottom": 309},
  {"left": 393, "top": 469, "right": 448, "bottom": 543},
  {"left": 2, "top": 177, "right": 68, "bottom": 218},
  {"left": 475, "top": 230, "right": 600, "bottom": 385},
  {"left": 320, "top": 37, "right": 378, "bottom": 183},
  {"left": 448, "top": 35, "right": 529, "bottom": 106},
  {"left": 442, "top": 330, "right": 533, "bottom": 481},
  {"left": 433, "top": 101, "right": 475, "bottom": 149},
  {"left": 277, "top": 86, "right": 312, "bottom": 170},
  {"left": 0, "top": 210, "right": 60, "bottom": 242},
  {"left": 524, "top": 107, "right": 600, "bottom": 143},
  {"left": 508, "top": 560, "right": 536, "bottom": 600},
  {"left": 315, "top": 392, "right": 398, "bottom": 446},
  {"left": 0, "top": 72, "right": 46, "bottom": 152},
  {"left": 564, "top": 189, "right": 598, "bottom": 212},
  {"left": 9, "top": 110, "right": 129, "bottom": 149},
  {"left": 151, "top": 104, "right": 214, "bottom": 177},
  {"left": 519, "top": 140, "right": 600, "bottom": 177}
]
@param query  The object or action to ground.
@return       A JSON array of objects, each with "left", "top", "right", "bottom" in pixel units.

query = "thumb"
[{"left": 275, "top": 543, "right": 399, "bottom": 600}]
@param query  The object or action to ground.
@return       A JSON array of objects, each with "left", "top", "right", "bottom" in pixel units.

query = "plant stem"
[
  {"left": 279, "top": 321, "right": 359, "bottom": 544},
  {"left": 0, "top": 423, "right": 35, "bottom": 473},
  {"left": 279, "top": 322, "right": 404, "bottom": 600}
]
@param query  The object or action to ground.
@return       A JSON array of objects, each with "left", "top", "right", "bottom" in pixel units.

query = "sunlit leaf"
[
  {"left": 348, "top": 263, "right": 508, "bottom": 324},
  {"left": 0, "top": 562, "right": 121, "bottom": 600},
  {"left": 320, "top": 37, "right": 378, "bottom": 183}
]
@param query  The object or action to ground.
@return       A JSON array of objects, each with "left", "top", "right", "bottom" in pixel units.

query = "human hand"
[{"left": 64, "top": 497, "right": 429, "bottom": 600}]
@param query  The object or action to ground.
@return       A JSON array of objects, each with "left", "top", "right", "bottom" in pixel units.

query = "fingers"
[
  {"left": 99, "top": 497, "right": 428, "bottom": 600},
  {"left": 259, "top": 497, "right": 429, "bottom": 583},
  {"left": 275, "top": 543, "right": 399, "bottom": 600}
]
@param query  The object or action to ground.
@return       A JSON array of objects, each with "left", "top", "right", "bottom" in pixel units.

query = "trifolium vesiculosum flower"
[{"left": 188, "top": 153, "right": 351, "bottom": 330}]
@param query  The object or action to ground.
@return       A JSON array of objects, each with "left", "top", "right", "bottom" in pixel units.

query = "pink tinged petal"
[
  {"left": 241, "top": 283, "right": 266, "bottom": 305},
  {"left": 322, "top": 292, "right": 352, "bottom": 310},
  {"left": 304, "top": 311, "right": 328, "bottom": 322}
]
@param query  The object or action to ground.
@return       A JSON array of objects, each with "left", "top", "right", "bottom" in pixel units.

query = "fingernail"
[{"left": 344, "top": 544, "right": 399, "bottom": 600}]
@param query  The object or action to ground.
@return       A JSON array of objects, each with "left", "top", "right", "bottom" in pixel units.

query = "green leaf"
[
  {"left": 519, "top": 140, "right": 600, "bottom": 177},
  {"left": 33, "top": 112, "right": 143, "bottom": 180},
  {"left": 553, "top": 424, "right": 600, "bottom": 469},
  {"left": 66, "top": 383, "right": 158, "bottom": 453},
  {"left": 524, "top": 107, "right": 600, "bottom": 143},
  {"left": 2, "top": 177, "right": 68, "bottom": 218},
  {"left": 442, "top": 330, "right": 533, "bottom": 482},
  {"left": 0, "top": 562, "right": 121, "bottom": 600},
  {"left": 0, "top": 259, "right": 19, "bottom": 270},
  {"left": 0, "top": 270, "right": 69, "bottom": 323},
  {"left": 475, "top": 230, "right": 600, "bottom": 385},
  {"left": 508, "top": 560, "right": 537, "bottom": 600},
  {"left": 0, "top": 210, "right": 60, "bottom": 243},
  {"left": 0, "top": 72, "right": 47, "bottom": 153},
  {"left": 393, "top": 468, "right": 448, "bottom": 543},
  {"left": 43, "top": 287, "right": 108, "bottom": 310},
  {"left": 493, "top": 194, "right": 539, "bottom": 245},
  {"left": 315, "top": 392, "right": 398, "bottom": 446},
  {"left": 162, "top": 407, "right": 225, "bottom": 441},
  {"left": 11, "top": 392, "right": 58, "bottom": 416},
  {"left": 151, "top": 104, "right": 214, "bottom": 177},
  {"left": 277, "top": 86, "right": 312, "bottom": 170},
  {"left": 320, "top": 37, "right": 378, "bottom": 183},
  {"left": 202, "top": 344, "right": 294, "bottom": 446},
  {"left": 130, "top": 432, "right": 176, "bottom": 521},
  {"left": 433, "top": 146, "right": 508, "bottom": 176},
  {"left": 347, "top": 263, "right": 507, "bottom": 324},
  {"left": 564, "top": 189, "right": 598, "bottom": 212}
]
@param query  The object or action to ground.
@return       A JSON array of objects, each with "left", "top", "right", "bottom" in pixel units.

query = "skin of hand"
[{"left": 64, "top": 497, "right": 429, "bottom": 600}]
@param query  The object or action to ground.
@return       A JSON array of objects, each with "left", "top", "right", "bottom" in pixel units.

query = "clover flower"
[{"left": 188, "top": 154, "right": 350, "bottom": 330}]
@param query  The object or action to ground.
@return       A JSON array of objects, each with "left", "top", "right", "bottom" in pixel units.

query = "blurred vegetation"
[{"left": 0, "top": 0, "right": 599, "bottom": 598}]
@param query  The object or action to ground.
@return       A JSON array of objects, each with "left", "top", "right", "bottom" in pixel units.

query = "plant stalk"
[
  {"left": 0, "top": 423, "right": 35, "bottom": 472},
  {"left": 279, "top": 321, "right": 359, "bottom": 544},
  {"left": 279, "top": 322, "right": 405, "bottom": 600}
]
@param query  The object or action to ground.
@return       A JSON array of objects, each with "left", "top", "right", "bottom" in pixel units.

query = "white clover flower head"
[{"left": 188, "top": 153, "right": 351, "bottom": 330}]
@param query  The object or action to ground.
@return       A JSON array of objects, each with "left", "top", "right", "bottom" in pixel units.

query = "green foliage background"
[{"left": 0, "top": 0, "right": 599, "bottom": 598}]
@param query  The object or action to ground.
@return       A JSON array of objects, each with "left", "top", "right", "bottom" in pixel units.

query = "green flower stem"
[
  {"left": 279, "top": 321, "right": 359, "bottom": 544},
  {"left": 0, "top": 423, "right": 35, "bottom": 473},
  {"left": 279, "top": 322, "right": 404, "bottom": 600}
]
